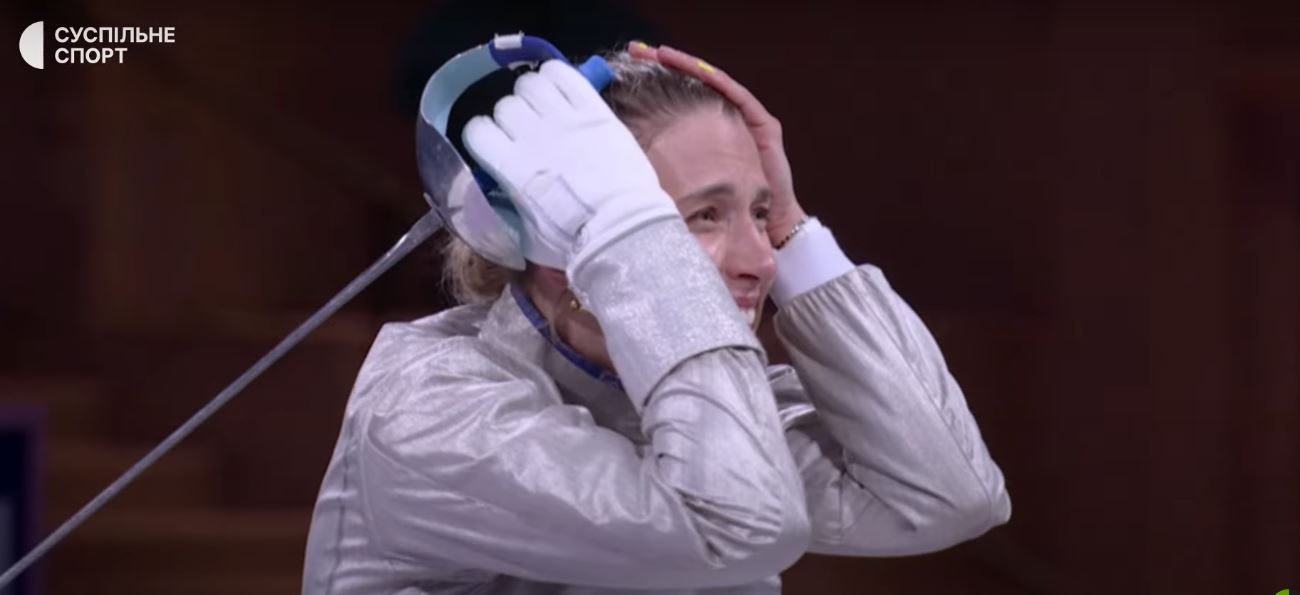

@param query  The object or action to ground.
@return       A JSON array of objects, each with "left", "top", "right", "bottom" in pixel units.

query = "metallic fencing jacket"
[{"left": 303, "top": 217, "right": 1012, "bottom": 594}]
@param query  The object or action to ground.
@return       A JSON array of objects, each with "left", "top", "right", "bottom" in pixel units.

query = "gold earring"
[{"left": 569, "top": 297, "right": 583, "bottom": 312}]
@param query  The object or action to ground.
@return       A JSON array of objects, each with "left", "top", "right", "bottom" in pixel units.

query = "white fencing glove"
[{"left": 462, "top": 60, "right": 681, "bottom": 273}]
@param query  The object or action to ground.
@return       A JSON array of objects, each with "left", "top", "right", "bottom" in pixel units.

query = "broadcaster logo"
[{"left": 19, "top": 21, "right": 176, "bottom": 69}]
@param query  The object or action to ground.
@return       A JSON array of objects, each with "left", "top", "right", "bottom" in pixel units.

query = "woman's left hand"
[{"left": 628, "top": 42, "right": 808, "bottom": 248}]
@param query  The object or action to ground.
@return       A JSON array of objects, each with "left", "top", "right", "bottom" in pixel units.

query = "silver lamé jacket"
[{"left": 303, "top": 216, "right": 1011, "bottom": 594}]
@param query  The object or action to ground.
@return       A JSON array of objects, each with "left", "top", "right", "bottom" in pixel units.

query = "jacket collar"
[{"left": 477, "top": 284, "right": 644, "bottom": 443}]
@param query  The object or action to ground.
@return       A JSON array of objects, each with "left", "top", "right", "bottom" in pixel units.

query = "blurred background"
[{"left": 2, "top": 0, "right": 1297, "bottom": 593}]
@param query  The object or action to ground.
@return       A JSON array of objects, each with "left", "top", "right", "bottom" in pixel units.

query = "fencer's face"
[{"left": 643, "top": 108, "right": 777, "bottom": 330}]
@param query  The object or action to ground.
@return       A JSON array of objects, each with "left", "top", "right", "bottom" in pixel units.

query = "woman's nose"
[{"left": 720, "top": 219, "right": 776, "bottom": 285}]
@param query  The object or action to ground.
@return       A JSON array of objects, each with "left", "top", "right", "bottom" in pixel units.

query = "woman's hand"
[
  {"left": 629, "top": 42, "right": 808, "bottom": 247},
  {"left": 464, "top": 61, "right": 680, "bottom": 270}
]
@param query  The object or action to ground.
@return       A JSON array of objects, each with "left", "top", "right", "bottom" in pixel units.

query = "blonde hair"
[{"left": 440, "top": 48, "right": 736, "bottom": 304}]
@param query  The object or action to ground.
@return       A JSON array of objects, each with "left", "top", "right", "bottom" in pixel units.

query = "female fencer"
[{"left": 303, "top": 42, "right": 1012, "bottom": 595}]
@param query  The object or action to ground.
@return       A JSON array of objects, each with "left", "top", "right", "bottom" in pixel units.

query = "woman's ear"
[
  {"left": 523, "top": 264, "right": 572, "bottom": 302},
  {"left": 523, "top": 264, "right": 587, "bottom": 323},
  {"left": 532, "top": 265, "right": 569, "bottom": 292}
]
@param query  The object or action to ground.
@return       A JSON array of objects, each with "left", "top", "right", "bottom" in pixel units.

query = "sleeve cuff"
[
  {"left": 568, "top": 217, "right": 762, "bottom": 411},
  {"left": 770, "top": 217, "right": 856, "bottom": 308}
]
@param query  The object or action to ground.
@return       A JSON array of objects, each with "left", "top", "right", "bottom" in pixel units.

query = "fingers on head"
[
  {"left": 627, "top": 40, "right": 658, "bottom": 60},
  {"left": 657, "top": 45, "right": 703, "bottom": 71}
]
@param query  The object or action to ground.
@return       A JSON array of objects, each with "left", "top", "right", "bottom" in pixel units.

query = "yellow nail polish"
[
  {"left": 697, "top": 60, "right": 715, "bottom": 74},
  {"left": 633, "top": 41, "right": 650, "bottom": 50}
]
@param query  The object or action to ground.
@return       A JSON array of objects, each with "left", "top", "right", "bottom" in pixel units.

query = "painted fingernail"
[
  {"left": 632, "top": 41, "right": 651, "bottom": 50},
  {"left": 697, "top": 60, "right": 716, "bottom": 74}
]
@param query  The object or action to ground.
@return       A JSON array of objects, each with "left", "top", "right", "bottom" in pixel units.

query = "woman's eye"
[
  {"left": 688, "top": 207, "right": 720, "bottom": 223},
  {"left": 754, "top": 207, "right": 771, "bottom": 222}
]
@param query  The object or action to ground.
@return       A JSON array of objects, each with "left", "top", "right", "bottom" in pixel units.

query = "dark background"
[{"left": 2, "top": 1, "right": 1297, "bottom": 594}]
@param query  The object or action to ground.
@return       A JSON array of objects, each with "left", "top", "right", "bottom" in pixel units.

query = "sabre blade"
[{"left": 0, "top": 210, "right": 444, "bottom": 590}]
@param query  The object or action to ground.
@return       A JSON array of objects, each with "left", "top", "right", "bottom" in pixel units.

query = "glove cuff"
[{"left": 567, "top": 189, "right": 682, "bottom": 279}]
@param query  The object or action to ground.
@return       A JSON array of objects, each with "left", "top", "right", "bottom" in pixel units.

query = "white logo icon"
[{"left": 19, "top": 21, "right": 43, "bottom": 70}]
